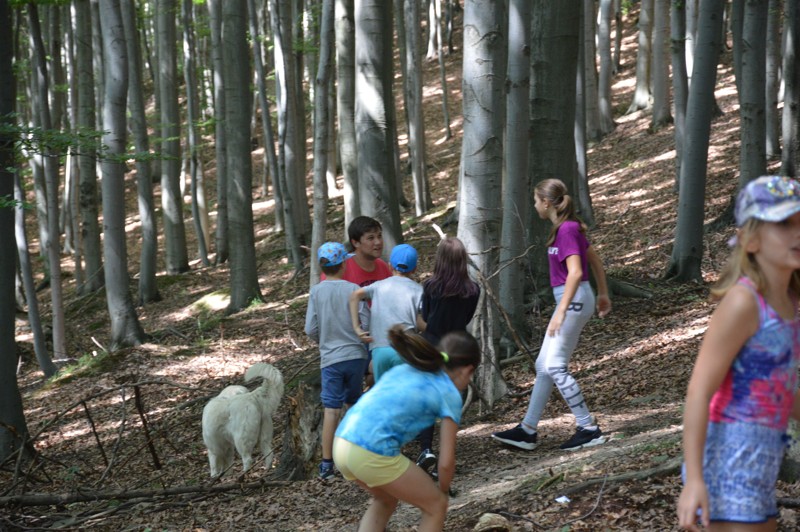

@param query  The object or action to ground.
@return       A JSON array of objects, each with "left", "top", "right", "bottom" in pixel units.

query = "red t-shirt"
[{"left": 322, "top": 257, "right": 392, "bottom": 287}]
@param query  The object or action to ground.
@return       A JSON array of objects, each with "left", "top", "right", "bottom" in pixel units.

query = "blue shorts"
[
  {"left": 684, "top": 421, "right": 785, "bottom": 523},
  {"left": 321, "top": 358, "right": 368, "bottom": 409},
  {"left": 371, "top": 346, "right": 405, "bottom": 382}
]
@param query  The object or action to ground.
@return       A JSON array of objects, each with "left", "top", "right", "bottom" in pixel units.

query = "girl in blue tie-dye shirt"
[
  {"left": 334, "top": 324, "right": 480, "bottom": 531},
  {"left": 678, "top": 176, "right": 800, "bottom": 531}
]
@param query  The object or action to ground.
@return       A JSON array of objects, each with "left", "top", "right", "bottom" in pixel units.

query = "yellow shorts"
[{"left": 332, "top": 437, "right": 411, "bottom": 488}]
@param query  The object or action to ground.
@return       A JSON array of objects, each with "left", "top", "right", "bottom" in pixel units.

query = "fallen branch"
[
  {"left": 0, "top": 478, "right": 291, "bottom": 507},
  {"left": 561, "top": 456, "right": 681, "bottom": 496}
]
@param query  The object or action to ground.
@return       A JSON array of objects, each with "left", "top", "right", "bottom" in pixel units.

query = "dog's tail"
[{"left": 244, "top": 362, "right": 284, "bottom": 407}]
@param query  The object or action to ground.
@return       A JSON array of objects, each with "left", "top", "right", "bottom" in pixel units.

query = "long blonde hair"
[
  {"left": 712, "top": 218, "right": 800, "bottom": 299},
  {"left": 534, "top": 179, "right": 587, "bottom": 246}
]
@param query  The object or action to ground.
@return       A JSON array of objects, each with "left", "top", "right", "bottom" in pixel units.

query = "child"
[
  {"left": 349, "top": 243, "right": 424, "bottom": 382},
  {"left": 340, "top": 215, "right": 393, "bottom": 287},
  {"left": 305, "top": 242, "right": 370, "bottom": 480},
  {"left": 677, "top": 176, "right": 800, "bottom": 531},
  {"left": 492, "top": 178, "right": 611, "bottom": 451},
  {"left": 416, "top": 237, "right": 481, "bottom": 472},
  {"left": 333, "top": 325, "right": 480, "bottom": 532}
]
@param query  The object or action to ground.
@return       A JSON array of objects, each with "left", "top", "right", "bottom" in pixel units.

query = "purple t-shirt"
[{"left": 547, "top": 220, "right": 590, "bottom": 287}]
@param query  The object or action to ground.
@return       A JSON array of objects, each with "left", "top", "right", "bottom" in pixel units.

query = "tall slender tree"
[
  {"left": 157, "top": 0, "right": 189, "bottom": 274},
  {"left": 1, "top": 0, "right": 31, "bottom": 463},
  {"left": 223, "top": 0, "right": 263, "bottom": 310},
  {"left": 627, "top": 0, "right": 653, "bottom": 114},
  {"left": 666, "top": 0, "right": 725, "bottom": 282},
  {"left": 404, "top": 0, "right": 431, "bottom": 216},
  {"left": 499, "top": 0, "right": 531, "bottom": 336},
  {"left": 121, "top": 0, "right": 160, "bottom": 304},
  {"left": 310, "top": 0, "right": 335, "bottom": 286},
  {"left": 459, "top": 0, "right": 507, "bottom": 407},
  {"left": 782, "top": 0, "right": 799, "bottom": 177},
  {"left": 75, "top": 0, "right": 104, "bottom": 293},
  {"left": 335, "top": 0, "right": 359, "bottom": 236},
  {"left": 29, "top": 1, "right": 67, "bottom": 361},
  {"left": 99, "top": 0, "right": 147, "bottom": 348},
  {"left": 737, "top": 0, "right": 767, "bottom": 186},
  {"left": 355, "top": 0, "right": 403, "bottom": 251},
  {"left": 671, "top": 0, "right": 689, "bottom": 189},
  {"left": 207, "top": 0, "right": 229, "bottom": 263}
]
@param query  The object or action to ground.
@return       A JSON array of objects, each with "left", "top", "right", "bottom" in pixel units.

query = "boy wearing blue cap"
[
  {"left": 305, "top": 242, "right": 371, "bottom": 480},
  {"left": 348, "top": 244, "right": 425, "bottom": 381}
]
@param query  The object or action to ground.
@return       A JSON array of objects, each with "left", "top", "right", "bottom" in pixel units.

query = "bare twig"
[
  {"left": 94, "top": 388, "right": 127, "bottom": 488},
  {"left": 133, "top": 386, "right": 161, "bottom": 470},
  {"left": 81, "top": 401, "right": 108, "bottom": 467}
]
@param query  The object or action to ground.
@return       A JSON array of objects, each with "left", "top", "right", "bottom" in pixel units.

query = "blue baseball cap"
[
  {"left": 317, "top": 242, "right": 347, "bottom": 266},
  {"left": 735, "top": 176, "right": 800, "bottom": 227},
  {"left": 390, "top": 244, "right": 418, "bottom": 273}
]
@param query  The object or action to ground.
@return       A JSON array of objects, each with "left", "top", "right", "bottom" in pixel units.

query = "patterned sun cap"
[
  {"left": 317, "top": 241, "right": 347, "bottom": 266},
  {"left": 734, "top": 175, "right": 800, "bottom": 227}
]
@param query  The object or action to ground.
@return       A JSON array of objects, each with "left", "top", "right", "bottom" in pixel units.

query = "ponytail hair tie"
[{"left": 440, "top": 352, "right": 449, "bottom": 363}]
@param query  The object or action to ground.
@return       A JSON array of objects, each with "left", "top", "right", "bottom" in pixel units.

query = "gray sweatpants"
[{"left": 522, "top": 281, "right": 595, "bottom": 430}]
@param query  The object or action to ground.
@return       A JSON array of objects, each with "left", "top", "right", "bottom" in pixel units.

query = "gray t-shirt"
[
  {"left": 305, "top": 280, "right": 370, "bottom": 368},
  {"left": 362, "top": 276, "right": 423, "bottom": 348}
]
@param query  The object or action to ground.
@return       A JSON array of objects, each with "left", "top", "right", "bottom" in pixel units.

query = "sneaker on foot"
[
  {"left": 416, "top": 449, "right": 437, "bottom": 472},
  {"left": 318, "top": 461, "right": 336, "bottom": 480},
  {"left": 491, "top": 424, "right": 538, "bottom": 450},
  {"left": 559, "top": 426, "right": 606, "bottom": 451}
]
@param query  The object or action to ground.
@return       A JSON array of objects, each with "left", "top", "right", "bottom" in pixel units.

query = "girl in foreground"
[
  {"left": 677, "top": 176, "right": 800, "bottom": 531},
  {"left": 333, "top": 325, "right": 480, "bottom": 532}
]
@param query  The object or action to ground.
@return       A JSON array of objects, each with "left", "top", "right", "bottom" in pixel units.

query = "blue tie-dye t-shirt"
[{"left": 335, "top": 363, "right": 463, "bottom": 456}]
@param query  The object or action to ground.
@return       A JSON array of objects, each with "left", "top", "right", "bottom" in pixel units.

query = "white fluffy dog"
[{"left": 202, "top": 362, "right": 284, "bottom": 477}]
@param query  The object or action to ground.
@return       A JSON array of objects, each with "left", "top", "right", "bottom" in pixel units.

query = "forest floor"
[{"left": 5, "top": 6, "right": 800, "bottom": 532}]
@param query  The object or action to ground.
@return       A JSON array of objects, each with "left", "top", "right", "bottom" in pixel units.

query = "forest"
[{"left": 2, "top": 0, "right": 800, "bottom": 530}]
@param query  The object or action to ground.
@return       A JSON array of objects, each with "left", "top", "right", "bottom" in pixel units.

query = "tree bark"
[
  {"left": 157, "top": 0, "right": 189, "bottom": 275},
  {"left": 582, "top": 0, "right": 601, "bottom": 142},
  {"left": 781, "top": 0, "right": 799, "bottom": 177},
  {"left": 650, "top": 0, "right": 672, "bottom": 128},
  {"left": 737, "top": 0, "right": 767, "bottom": 186},
  {"left": 764, "top": 0, "right": 780, "bottom": 157},
  {"left": 99, "top": 0, "right": 147, "bottom": 349},
  {"left": 120, "top": 0, "right": 160, "bottom": 304},
  {"left": 223, "top": 0, "right": 263, "bottom": 311},
  {"left": 29, "top": 2, "right": 67, "bottom": 361},
  {"left": 182, "top": 0, "right": 210, "bottom": 266},
  {"left": 666, "top": 0, "right": 725, "bottom": 282},
  {"left": 310, "top": 0, "right": 334, "bottom": 287},
  {"left": 207, "top": 0, "right": 229, "bottom": 262},
  {"left": 335, "top": 0, "right": 359, "bottom": 237},
  {"left": 500, "top": 0, "right": 531, "bottom": 339},
  {"left": 627, "top": 0, "right": 653, "bottom": 113},
  {"left": 75, "top": 0, "right": 104, "bottom": 294},
  {"left": 597, "top": 0, "right": 616, "bottom": 135},
  {"left": 671, "top": 0, "right": 689, "bottom": 190},
  {"left": 355, "top": 0, "right": 403, "bottom": 251},
  {"left": 459, "top": 0, "right": 507, "bottom": 408},
  {"left": 404, "top": 0, "right": 432, "bottom": 216}
]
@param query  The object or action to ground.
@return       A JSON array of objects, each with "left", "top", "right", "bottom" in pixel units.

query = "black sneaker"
[
  {"left": 491, "top": 424, "right": 538, "bottom": 450},
  {"left": 416, "top": 449, "right": 437, "bottom": 473},
  {"left": 559, "top": 426, "right": 606, "bottom": 451},
  {"left": 318, "top": 461, "right": 336, "bottom": 480}
]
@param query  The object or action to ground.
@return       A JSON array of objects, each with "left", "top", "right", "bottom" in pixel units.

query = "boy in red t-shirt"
[{"left": 341, "top": 216, "right": 392, "bottom": 287}]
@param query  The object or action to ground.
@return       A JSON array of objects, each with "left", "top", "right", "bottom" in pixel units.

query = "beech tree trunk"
[
  {"left": 121, "top": 0, "right": 160, "bottom": 304},
  {"left": 157, "top": 0, "right": 189, "bottom": 275},
  {"left": 335, "top": 0, "right": 359, "bottom": 236},
  {"left": 0, "top": 0, "right": 29, "bottom": 456},
  {"left": 782, "top": 0, "right": 799, "bottom": 177},
  {"left": 650, "top": 0, "right": 671, "bottom": 128},
  {"left": 737, "top": 0, "right": 767, "bottom": 186},
  {"left": 666, "top": 0, "right": 725, "bottom": 282},
  {"left": 671, "top": 0, "right": 689, "bottom": 189},
  {"left": 223, "top": 0, "right": 263, "bottom": 311},
  {"left": 627, "top": 0, "right": 653, "bottom": 114},
  {"left": 355, "top": 0, "right": 403, "bottom": 251},
  {"left": 597, "top": 0, "right": 616, "bottom": 135},
  {"left": 310, "top": 0, "right": 335, "bottom": 287},
  {"left": 404, "top": 0, "right": 431, "bottom": 216},
  {"left": 207, "top": 0, "right": 229, "bottom": 263},
  {"left": 98, "top": 0, "right": 147, "bottom": 349}
]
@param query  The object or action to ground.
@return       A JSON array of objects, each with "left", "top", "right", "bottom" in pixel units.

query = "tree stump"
[{"left": 275, "top": 371, "right": 323, "bottom": 480}]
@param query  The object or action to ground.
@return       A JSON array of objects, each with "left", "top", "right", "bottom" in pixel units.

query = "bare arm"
[
  {"left": 586, "top": 245, "right": 611, "bottom": 317},
  {"left": 437, "top": 418, "right": 458, "bottom": 495},
  {"left": 548, "top": 254, "right": 583, "bottom": 336},
  {"left": 348, "top": 289, "right": 372, "bottom": 342},
  {"left": 677, "top": 285, "right": 758, "bottom": 530}
]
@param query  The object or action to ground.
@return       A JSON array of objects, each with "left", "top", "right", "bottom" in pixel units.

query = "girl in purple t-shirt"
[{"left": 493, "top": 178, "right": 612, "bottom": 451}]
